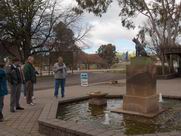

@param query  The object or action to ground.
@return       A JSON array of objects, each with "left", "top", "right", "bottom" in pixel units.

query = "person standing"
[
  {"left": 20, "top": 64, "right": 26, "bottom": 99},
  {"left": 53, "top": 57, "right": 67, "bottom": 98},
  {"left": 6, "top": 58, "right": 24, "bottom": 112},
  {"left": 0, "top": 58, "right": 8, "bottom": 122},
  {"left": 23, "top": 56, "right": 36, "bottom": 105}
]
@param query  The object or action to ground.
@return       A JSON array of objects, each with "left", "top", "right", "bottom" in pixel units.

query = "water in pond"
[{"left": 57, "top": 99, "right": 181, "bottom": 135}]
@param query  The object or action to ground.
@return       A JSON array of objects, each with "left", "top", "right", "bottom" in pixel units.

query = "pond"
[{"left": 57, "top": 98, "right": 181, "bottom": 135}]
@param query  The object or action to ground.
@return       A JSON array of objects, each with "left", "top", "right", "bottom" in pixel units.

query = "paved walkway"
[{"left": 0, "top": 78, "right": 181, "bottom": 136}]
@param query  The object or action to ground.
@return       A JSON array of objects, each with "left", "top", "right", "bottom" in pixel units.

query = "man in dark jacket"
[
  {"left": 0, "top": 58, "right": 8, "bottom": 121},
  {"left": 6, "top": 58, "right": 24, "bottom": 112},
  {"left": 23, "top": 56, "right": 36, "bottom": 105}
]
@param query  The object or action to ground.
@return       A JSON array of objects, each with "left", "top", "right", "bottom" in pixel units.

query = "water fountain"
[
  {"left": 54, "top": 58, "right": 181, "bottom": 136},
  {"left": 39, "top": 58, "right": 181, "bottom": 136},
  {"left": 88, "top": 91, "right": 107, "bottom": 106},
  {"left": 103, "top": 111, "right": 110, "bottom": 125},
  {"left": 159, "top": 93, "right": 163, "bottom": 103}
]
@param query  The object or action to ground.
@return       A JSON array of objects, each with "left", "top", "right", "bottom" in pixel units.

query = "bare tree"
[
  {"left": 60, "top": 12, "right": 92, "bottom": 49},
  {"left": 0, "top": 0, "right": 80, "bottom": 62}
]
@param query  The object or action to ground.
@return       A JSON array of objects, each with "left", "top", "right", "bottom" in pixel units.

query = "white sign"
[{"left": 80, "top": 73, "right": 88, "bottom": 87}]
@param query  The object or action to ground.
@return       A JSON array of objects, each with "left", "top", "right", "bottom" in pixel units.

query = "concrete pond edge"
[{"left": 38, "top": 95, "right": 181, "bottom": 136}]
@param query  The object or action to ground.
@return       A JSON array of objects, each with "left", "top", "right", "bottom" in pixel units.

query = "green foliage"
[
  {"left": 97, "top": 43, "right": 116, "bottom": 67},
  {"left": 75, "top": 0, "right": 113, "bottom": 16},
  {"left": 53, "top": 21, "right": 75, "bottom": 50},
  {"left": 0, "top": 0, "right": 61, "bottom": 62},
  {"left": 76, "top": 0, "right": 181, "bottom": 38}
]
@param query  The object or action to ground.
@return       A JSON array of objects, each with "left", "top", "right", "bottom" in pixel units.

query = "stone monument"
[
  {"left": 112, "top": 38, "right": 164, "bottom": 117},
  {"left": 112, "top": 57, "right": 163, "bottom": 117}
]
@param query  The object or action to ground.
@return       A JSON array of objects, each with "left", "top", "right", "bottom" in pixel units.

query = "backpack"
[{"left": 6, "top": 65, "right": 18, "bottom": 84}]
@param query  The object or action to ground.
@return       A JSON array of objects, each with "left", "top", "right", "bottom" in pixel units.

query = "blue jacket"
[{"left": 0, "top": 68, "right": 8, "bottom": 96}]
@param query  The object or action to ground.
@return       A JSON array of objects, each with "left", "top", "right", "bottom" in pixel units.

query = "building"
[
  {"left": 77, "top": 51, "right": 107, "bottom": 69},
  {"left": 164, "top": 46, "right": 181, "bottom": 76}
]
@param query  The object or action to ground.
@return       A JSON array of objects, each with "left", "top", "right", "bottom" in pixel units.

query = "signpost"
[{"left": 80, "top": 73, "right": 88, "bottom": 87}]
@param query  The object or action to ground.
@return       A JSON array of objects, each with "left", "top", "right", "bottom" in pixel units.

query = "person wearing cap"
[
  {"left": 23, "top": 56, "right": 37, "bottom": 106},
  {"left": 6, "top": 58, "right": 24, "bottom": 112},
  {"left": 0, "top": 58, "right": 8, "bottom": 122},
  {"left": 53, "top": 57, "right": 67, "bottom": 98}
]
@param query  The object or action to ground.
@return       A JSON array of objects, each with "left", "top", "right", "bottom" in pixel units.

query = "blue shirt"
[{"left": 0, "top": 68, "right": 8, "bottom": 96}]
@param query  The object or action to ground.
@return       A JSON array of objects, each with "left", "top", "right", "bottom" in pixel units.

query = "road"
[{"left": 35, "top": 71, "right": 126, "bottom": 90}]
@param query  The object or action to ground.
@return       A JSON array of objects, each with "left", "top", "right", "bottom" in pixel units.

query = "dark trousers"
[
  {"left": 54, "top": 79, "right": 65, "bottom": 97},
  {"left": 25, "top": 81, "right": 33, "bottom": 104},
  {"left": 10, "top": 83, "right": 21, "bottom": 111},
  {"left": 0, "top": 96, "right": 4, "bottom": 119}
]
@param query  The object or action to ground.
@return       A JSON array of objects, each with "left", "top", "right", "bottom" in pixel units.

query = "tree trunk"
[
  {"left": 166, "top": 55, "right": 171, "bottom": 74},
  {"left": 15, "top": 41, "right": 24, "bottom": 63},
  {"left": 71, "top": 66, "right": 74, "bottom": 74},
  {"left": 23, "top": 46, "right": 30, "bottom": 63},
  {"left": 22, "top": 33, "right": 32, "bottom": 63},
  {"left": 170, "top": 55, "right": 174, "bottom": 73},
  {"left": 178, "top": 56, "right": 181, "bottom": 76},
  {"left": 161, "top": 53, "right": 165, "bottom": 75},
  {"left": 48, "top": 56, "right": 51, "bottom": 75}
]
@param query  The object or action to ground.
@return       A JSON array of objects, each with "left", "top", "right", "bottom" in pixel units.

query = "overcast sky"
[{"left": 60, "top": 0, "right": 148, "bottom": 53}]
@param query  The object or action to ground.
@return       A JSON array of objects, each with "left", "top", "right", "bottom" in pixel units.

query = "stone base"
[
  {"left": 111, "top": 107, "right": 165, "bottom": 118},
  {"left": 113, "top": 57, "right": 165, "bottom": 118},
  {"left": 123, "top": 95, "right": 159, "bottom": 113},
  {"left": 111, "top": 94, "right": 165, "bottom": 118},
  {"left": 89, "top": 98, "right": 107, "bottom": 106}
]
